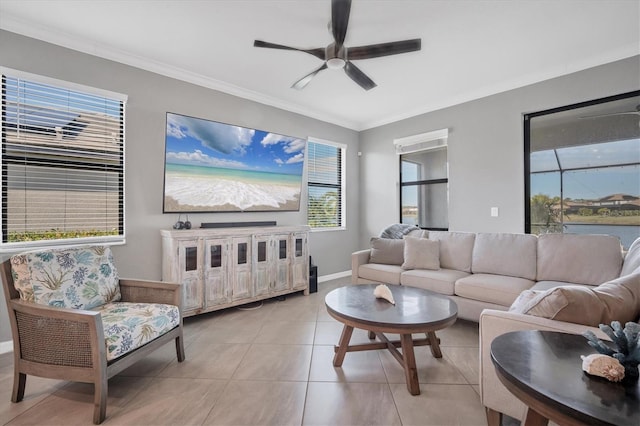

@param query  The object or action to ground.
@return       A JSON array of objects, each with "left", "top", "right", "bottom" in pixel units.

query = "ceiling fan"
[{"left": 253, "top": 0, "right": 421, "bottom": 91}]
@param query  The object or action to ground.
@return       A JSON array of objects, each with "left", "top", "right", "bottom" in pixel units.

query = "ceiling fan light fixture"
[{"left": 326, "top": 57, "right": 346, "bottom": 69}]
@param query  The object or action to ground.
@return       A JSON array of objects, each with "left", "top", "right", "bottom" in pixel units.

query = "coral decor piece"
[
  {"left": 580, "top": 354, "right": 625, "bottom": 382},
  {"left": 583, "top": 321, "right": 640, "bottom": 382},
  {"left": 374, "top": 284, "right": 395, "bottom": 305}
]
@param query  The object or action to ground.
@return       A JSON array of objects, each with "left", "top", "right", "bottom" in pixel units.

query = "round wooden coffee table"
[{"left": 325, "top": 284, "right": 458, "bottom": 395}]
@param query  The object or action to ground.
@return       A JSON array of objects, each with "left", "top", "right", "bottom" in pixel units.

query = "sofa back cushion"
[
  {"left": 471, "top": 233, "right": 537, "bottom": 280},
  {"left": 11, "top": 246, "right": 121, "bottom": 309},
  {"left": 369, "top": 237, "right": 405, "bottom": 265},
  {"left": 621, "top": 237, "right": 640, "bottom": 277},
  {"left": 537, "top": 233, "right": 623, "bottom": 285},
  {"left": 428, "top": 231, "right": 475, "bottom": 272}
]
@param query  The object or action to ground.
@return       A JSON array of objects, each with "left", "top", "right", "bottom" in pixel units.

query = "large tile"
[
  {"left": 192, "top": 322, "right": 262, "bottom": 344},
  {"left": 264, "top": 301, "right": 319, "bottom": 323},
  {"left": 309, "top": 345, "right": 388, "bottom": 383},
  {"left": 255, "top": 321, "right": 317, "bottom": 345},
  {"left": 0, "top": 374, "right": 68, "bottom": 425},
  {"left": 233, "top": 344, "right": 312, "bottom": 381},
  {"left": 443, "top": 346, "right": 480, "bottom": 385},
  {"left": 108, "top": 377, "right": 227, "bottom": 425},
  {"left": 204, "top": 380, "right": 307, "bottom": 425},
  {"left": 5, "top": 376, "right": 151, "bottom": 426},
  {"left": 303, "top": 382, "right": 401, "bottom": 426},
  {"left": 391, "top": 383, "right": 487, "bottom": 425},
  {"left": 117, "top": 342, "right": 180, "bottom": 377},
  {"left": 438, "top": 319, "right": 480, "bottom": 347},
  {"left": 158, "top": 342, "right": 250, "bottom": 379}
]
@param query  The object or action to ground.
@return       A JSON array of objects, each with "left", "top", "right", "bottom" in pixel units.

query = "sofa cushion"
[
  {"left": 96, "top": 302, "right": 180, "bottom": 361},
  {"left": 358, "top": 263, "right": 403, "bottom": 285},
  {"left": 428, "top": 231, "right": 476, "bottom": 273},
  {"left": 369, "top": 237, "right": 404, "bottom": 265},
  {"left": 621, "top": 237, "right": 640, "bottom": 276},
  {"left": 511, "top": 272, "right": 640, "bottom": 327},
  {"left": 471, "top": 233, "right": 537, "bottom": 280},
  {"left": 402, "top": 237, "right": 440, "bottom": 270},
  {"left": 11, "top": 246, "right": 121, "bottom": 310},
  {"left": 536, "top": 233, "right": 622, "bottom": 285},
  {"left": 400, "top": 268, "right": 470, "bottom": 295},
  {"left": 455, "top": 273, "right": 535, "bottom": 307}
]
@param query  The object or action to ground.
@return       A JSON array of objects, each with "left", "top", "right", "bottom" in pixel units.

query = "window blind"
[
  {"left": 1, "top": 69, "right": 126, "bottom": 250},
  {"left": 307, "top": 140, "right": 344, "bottom": 228}
]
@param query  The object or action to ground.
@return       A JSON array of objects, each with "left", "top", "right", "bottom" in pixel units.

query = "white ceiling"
[{"left": 0, "top": 0, "right": 638, "bottom": 131}]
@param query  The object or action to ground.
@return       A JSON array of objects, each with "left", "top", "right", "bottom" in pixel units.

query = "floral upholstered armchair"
[{"left": 1, "top": 246, "right": 185, "bottom": 424}]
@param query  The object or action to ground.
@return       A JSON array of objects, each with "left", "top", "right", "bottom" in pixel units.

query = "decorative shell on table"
[
  {"left": 374, "top": 284, "right": 395, "bottom": 305},
  {"left": 581, "top": 354, "right": 625, "bottom": 382}
]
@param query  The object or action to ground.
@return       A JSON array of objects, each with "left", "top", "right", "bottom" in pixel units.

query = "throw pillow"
[
  {"left": 402, "top": 237, "right": 440, "bottom": 270},
  {"left": 511, "top": 272, "right": 640, "bottom": 327},
  {"left": 369, "top": 237, "right": 405, "bottom": 265}
]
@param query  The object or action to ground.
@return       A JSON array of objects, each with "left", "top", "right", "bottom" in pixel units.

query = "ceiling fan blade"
[
  {"left": 348, "top": 39, "right": 422, "bottom": 60},
  {"left": 344, "top": 62, "right": 376, "bottom": 91},
  {"left": 254, "top": 40, "right": 326, "bottom": 61},
  {"left": 292, "top": 63, "right": 328, "bottom": 90},
  {"left": 331, "top": 0, "right": 351, "bottom": 48}
]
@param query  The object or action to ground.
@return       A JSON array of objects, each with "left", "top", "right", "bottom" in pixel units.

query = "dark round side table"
[{"left": 491, "top": 330, "right": 639, "bottom": 426}]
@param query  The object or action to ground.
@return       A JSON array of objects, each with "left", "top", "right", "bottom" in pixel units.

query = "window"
[
  {"left": 1, "top": 68, "right": 126, "bottom": 251},
  {"left": 525, "top": 91, "right": 640, "bottom": 249},
  {"left": 396, "top": 129, "right": 449, "bottom": 230},
  {"left": 307, "top": 138, "right": 345, "bottom": 229}
]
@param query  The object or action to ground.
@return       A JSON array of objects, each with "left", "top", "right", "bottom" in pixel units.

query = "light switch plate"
[{"left": 491, "top": 207, "right": 499, "bottom": 217}]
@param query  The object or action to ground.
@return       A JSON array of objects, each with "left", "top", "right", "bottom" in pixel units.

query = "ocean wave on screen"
[{"left": 165, "top": 175, "right": 300, "bottom": 210}]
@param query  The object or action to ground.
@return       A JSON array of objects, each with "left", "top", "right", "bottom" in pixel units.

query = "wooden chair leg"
[
  {"left": 12, "top": 371, "right": 26, "bottom": 402},
  {"left": 175, "top": 335, "right": 185, "bottom": 362},
  {"left": 485, "top": 407, "right": 502, "bottom": 426},
  {"left": 93, "top": 379, "right": 107, "bottom": 424}
]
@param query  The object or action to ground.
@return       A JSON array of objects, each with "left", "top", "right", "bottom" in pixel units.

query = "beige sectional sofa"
[
  {"left": 351, "top": 230, "right": 640, "bottom": 424},
  {"left": 352, "top": 231, "right": 627, "bottom": 321}
]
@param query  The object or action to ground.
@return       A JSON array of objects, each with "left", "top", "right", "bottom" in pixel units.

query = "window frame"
[
  {"left": 395, "top": 129, "right": 449, "bottom": 230},
  {"left": 306, "top": 137, "right": 346, "bottom": 231},
  {"left": 524, "top": 90, "right": 640, "bottom": 246},
  {"left": 0, "top": 67, "right": 127, "bottom": 252}
]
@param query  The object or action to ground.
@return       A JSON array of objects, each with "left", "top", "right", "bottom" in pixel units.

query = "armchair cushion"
[
  {"left": 96, "top": 302, "right": 180, "bottom": 361},
  {"left": 12, "top": 246, "right": 121, "bottom": 310}
]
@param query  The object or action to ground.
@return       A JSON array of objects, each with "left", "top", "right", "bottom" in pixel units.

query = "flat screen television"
[{"left": 163, "top": 112, "right": 306, "bottom": 213}]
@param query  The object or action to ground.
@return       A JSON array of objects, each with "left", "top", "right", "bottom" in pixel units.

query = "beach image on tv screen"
[{"left": 163, "top": 113, "right": 305, "bottom": 212}]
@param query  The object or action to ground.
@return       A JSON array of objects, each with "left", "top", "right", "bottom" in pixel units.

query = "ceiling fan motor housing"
[{"left": 326, "top": 43, "right": 347, "bottom": 69}]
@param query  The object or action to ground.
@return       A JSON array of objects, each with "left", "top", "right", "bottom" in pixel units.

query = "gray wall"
[
  {"left": 358, "top": 55, "right": 640, "bottom": 248},
  {"left": 0, "top": 30, "right": 361, "bottom": 343}
]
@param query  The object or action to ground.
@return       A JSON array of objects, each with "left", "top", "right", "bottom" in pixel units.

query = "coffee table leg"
[
  {"left": 368, "top": 330, "right": 376, "bottom": 340},
  {"left": 400, "top": 334, "right": 420, "bottom": 395},
  {"left": 427, "top": 331, "right": 442, "bottom": 358},
  {"left": 333, "top": 325, "right": 354, "bottom": 367}
]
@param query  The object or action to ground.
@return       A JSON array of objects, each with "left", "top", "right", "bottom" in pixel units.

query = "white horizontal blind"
[
  {"left": 307, "top": 139, "right": 344, "bottom": 228},
  {"left": 1, "top": 70, "right": 126, "bottom": 250}
]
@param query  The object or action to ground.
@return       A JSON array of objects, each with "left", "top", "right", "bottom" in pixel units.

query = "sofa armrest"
[
  {"left": 479, "top": 309, "right": 607, "bottom": 422},
  {"left": 9, "top": 299, "right": 105, "bottom": 371},
  {"left": 351, "top": 249, "right": 371, "bottom": 284},
  {"left": 119, "top": 279, "right": 182, "bottom": 309}
]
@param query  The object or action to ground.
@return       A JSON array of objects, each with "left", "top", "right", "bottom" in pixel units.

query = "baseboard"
[
  {"left": 318, "top": 270, "right": 351, "bottom": 283},
  {"left": 0, "top": 341, "right": 12, "bottom": 355}
]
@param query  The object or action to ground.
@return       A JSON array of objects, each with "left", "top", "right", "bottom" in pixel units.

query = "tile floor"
[{"left": 0, "top": 278, "right": 493, "bottom": 425}]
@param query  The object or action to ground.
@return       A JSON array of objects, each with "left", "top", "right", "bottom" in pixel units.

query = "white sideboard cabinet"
[{"left": 161, "top": 225, "right": 310, "bottom": 317}]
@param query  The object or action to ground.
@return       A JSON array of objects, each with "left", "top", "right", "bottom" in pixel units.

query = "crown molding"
[
  {"left": 0, "top": 15, "right": 360, "bottom": 131},
  {"left": 360, "top": 43, "right": 640, "bottom": 130}
]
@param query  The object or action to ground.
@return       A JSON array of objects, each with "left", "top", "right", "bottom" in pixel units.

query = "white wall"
[
  {"left": 358, "top": 56, "right": 640, "bottom": 248},
  {"left": 0, "top": 30, "right": 361, "bottom": 343}
]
